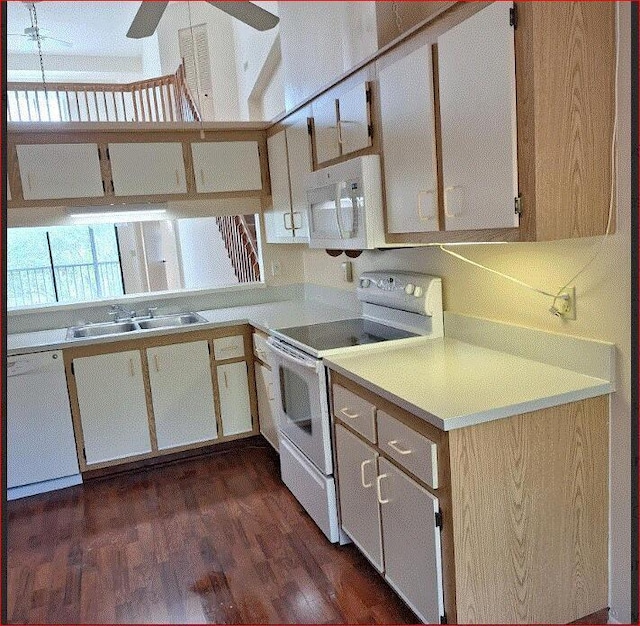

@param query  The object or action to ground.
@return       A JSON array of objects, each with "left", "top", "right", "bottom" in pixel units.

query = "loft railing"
[
  {"left": 6, "top": 63, "right": 200, "bottom": 123},
  {"left": 8, "top": 261, "right": 123, "bottom": 308},
  {"left": 215, "top": 215, "right": 261, "bottom": 284}
]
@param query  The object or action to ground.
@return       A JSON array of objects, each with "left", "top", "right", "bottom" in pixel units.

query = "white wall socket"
[
  {"left": 271, "top": 260, "right": 282, "bottom": 277},
  {"left": 555, "top": 287, "right": 577, "bottom": 320}
]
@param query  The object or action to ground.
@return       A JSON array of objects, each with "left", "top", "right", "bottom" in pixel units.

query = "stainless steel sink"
[
  {"left": 67, "top": 321, "right": 139, "bottom": 339},
  {"left": 136, "top": 313, "right": 206, "bottom": 330}
]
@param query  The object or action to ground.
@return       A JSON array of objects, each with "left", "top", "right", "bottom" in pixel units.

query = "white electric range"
[{"left": 267, "top": 271, "right": 444, "bottom": 543}]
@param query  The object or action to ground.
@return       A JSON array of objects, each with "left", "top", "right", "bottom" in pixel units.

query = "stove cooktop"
[{"left": 276, "top": 318, "right": 419, "bottom": 352}]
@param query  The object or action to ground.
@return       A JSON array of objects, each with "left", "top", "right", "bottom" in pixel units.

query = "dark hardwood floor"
[
  {"left": 6, "top": 442, "right": 417, "bottom": 624},
  {"left": 6, "top": 441, "right": 611, "bottom": 624}
]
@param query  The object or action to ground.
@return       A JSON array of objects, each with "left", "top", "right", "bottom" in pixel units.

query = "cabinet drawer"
[
  {"left": 253, "top": 332, "right": 271, "bottom": 366},
  {"left": 213, "top": 335, "right": 245, "bottom": 360},
  {"left": 333, "top": 384, "right": 376, "bottom": 443},
  {"left": 377, "top": 410, "right": 438, "bottom": 489}
]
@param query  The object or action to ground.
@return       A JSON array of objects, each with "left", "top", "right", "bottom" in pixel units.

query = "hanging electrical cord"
[{"left": 440, "top": 2, "right": 620, "bottom": 317}]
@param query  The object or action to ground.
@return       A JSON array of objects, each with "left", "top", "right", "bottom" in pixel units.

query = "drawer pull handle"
[
  {"left": 360, "top": 459, "right": 374, "bottom": 488},
  {"left": 388, "top": 440, "right": 412, "bottom": 456},
  {"left": 340, "top": 407, "right": 359, "bottom": 420},
  {"left": 376, "top": 473, "right": 389, "bottom": 505},
  {"left": 154, "top": 354, "right": 160, "bottom": 373},
  {"left": 223, "top": 371, "right": 229, "bottom": 388},
  {"left": 129, "top": 359, "right": 135, "bottom": 377},
  {"left": 267, "top": 382, "right": 275, "bottom": 402}
]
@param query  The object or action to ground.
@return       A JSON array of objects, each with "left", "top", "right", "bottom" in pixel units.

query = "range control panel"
[{"left": 357, "top": 271, "right": 443, "bottom": 317}]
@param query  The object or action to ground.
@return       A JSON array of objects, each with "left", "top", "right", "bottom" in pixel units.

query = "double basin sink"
[{"left": 67, "top": 312, "right": 207, "bottom": 339}]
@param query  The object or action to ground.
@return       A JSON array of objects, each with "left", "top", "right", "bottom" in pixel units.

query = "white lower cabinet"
[
  {"left": 335, "top": 422, "right": 444, "bottom": 623},
  {"left": 73, "top": 351, "right": 152, "bottom": 465},
  {"left": 146, "top": 341, "right": 218, "bottom": 450},
  {"left": 218, "top": 361, "right": 253, "bottom": 437},
  {"left": 335, "top": 424, "right": 383, "bottom": 571},
  {"left": 255, "top": 362, "right": 279, "bottom": 451}
]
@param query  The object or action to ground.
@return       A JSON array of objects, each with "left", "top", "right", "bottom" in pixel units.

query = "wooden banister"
[
  {"left": 7, "top": 63, "right": 201, "bottom": 123},
  {"left": 215, "top": 215, "right": 261, "bottom": 284}
]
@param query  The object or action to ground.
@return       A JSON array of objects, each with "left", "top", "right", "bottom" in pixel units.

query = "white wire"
[{"left": 441, "top": 3, "right": 619, "bottom": 308}]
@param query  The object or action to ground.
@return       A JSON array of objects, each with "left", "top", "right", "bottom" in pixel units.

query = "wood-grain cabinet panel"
[{"left": 330, "top": 371, "right": 608, "bottom": 624}]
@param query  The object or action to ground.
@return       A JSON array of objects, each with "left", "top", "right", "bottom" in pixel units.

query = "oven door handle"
[{"left": 267, "top": 340, "right": 318, "bottom": 370}]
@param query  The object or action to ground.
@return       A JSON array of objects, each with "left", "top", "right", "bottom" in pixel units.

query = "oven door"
[{"left": 267, "top": 338, "right": 333, "bottom": 475}]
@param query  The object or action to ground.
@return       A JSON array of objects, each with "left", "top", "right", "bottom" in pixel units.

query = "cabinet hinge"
[
  {"left": 102, "top": 180, "right": 106, "bottom": 193},
  {"left": 82, "top": 447, "right": 86, "bottom": 461},
  {"left": 207, "top": 343, "right": 211, "bottom": 355},
  {"left": 106, "top": 147, "right": 110, "bottom": 160},
  {"left": 98, "top": 147, "right": 102, "bottom": 160},
  {"left": 509, "top": 3, "right": 518, "bottom": 28},
  {"left": 307, "top": 119, "right": 313, "bottom": 135},
  {"left": 514, "top": 195, "right": 523, "bottom": 216},
  {"left": 110, "top": 180, "right": 115, "bottom": 193},
  {"left": 367, "top": 124, "right": 374, "bottom": 138},
  {"left": 365, "top": 87, "right": 372, "bottom": 104},
  {"left": 71, "top": 362, "right": 75, "bottom": 375},
  {"left": 440, "top": 613, "right": 447, "bottom": 624},
  {"left": 435, "top": 509, "right": 443, "bottom": 529}
]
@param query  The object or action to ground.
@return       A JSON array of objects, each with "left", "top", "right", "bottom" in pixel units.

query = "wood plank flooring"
[
  {"left": 6, "top": 442, "right": 417, "bottom": 624},
  {"left": 6, "top": 440, "right": 611, "bottom": 624}
]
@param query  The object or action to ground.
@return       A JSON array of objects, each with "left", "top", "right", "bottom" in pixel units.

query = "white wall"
[
  {"left": 155, "top": 3, "right": 240, "bottom": 120},
  {"left": 232, "top": 1, "right": 280, "bottom": 120},
  {"left": 300, "top": 6, "right": 632, "bottom": 619},
  {"left": 278, "top": 1, "right": 378, "bottom": 110},
  {"left": 175, "top": 217, "right": 238, "bottom": 289},
  {"left": 141, "top": 34, "right": 162, "bottom": 80}
]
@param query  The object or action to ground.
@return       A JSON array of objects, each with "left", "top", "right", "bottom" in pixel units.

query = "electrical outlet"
[
  {"left": 555, "top": 287, "right": 577, "bottom": 320},
  {"left": 271, "top": 260, "right": 282, "bottom": 277}
]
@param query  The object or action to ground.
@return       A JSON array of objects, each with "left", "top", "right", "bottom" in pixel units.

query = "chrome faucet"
[{"left": 108, "top": 304, "right": 136, "bottom": 322}]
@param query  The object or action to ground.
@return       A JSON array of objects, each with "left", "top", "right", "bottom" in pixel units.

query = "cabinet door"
[
  {"left": 217, "top": 361, "right": 253, "bottom": 437},
  {"left": 255, "top": 363, "right": 279, "bottom": 451},
  {"left": 378, "top": 457, "right": 444, "bottom": 624},
  {"left": 338, "top": 81, "right": 371, "bottom": 156},
  {"left": 335, "top": 424, "right": 383, "bottom": 572},
  {"left": 438, "top": 2, "right": 518, "bottom": 231},
  {"left": 191, "top": 141, "right": 262, "bottom": 193},
  {"left": 313, "top": 94, "right": 340, "bottom": 164},
  {"left": 74, "top": 351, "right": 152, "bottom": 465},
  {"left": 285, "top": 110, "right": 312, "bottom": 239},
  {"left": 379, "top": 45, "right": 439, "bottom": 233},
  {"left": 17, "top": 143, "right": 104, "bottom": 200},
  {"left": 147, "top": 341, "right": 218, "bottom": 450},
  {"left": 109, "top": 142, "right": 187, "bottom": 196},
  {"left": 265, "top": 131, "right": 294, "bottom": 242}
]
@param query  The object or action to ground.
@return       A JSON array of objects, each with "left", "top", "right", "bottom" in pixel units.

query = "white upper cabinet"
[
  {"left": 266, "top": 130, "right": 294, "bottom": 242},
  {"left": 146, "top": 341, "right": 218, "bottom": 450},
  {"left": 338, "top": 81, "right": 372, "bottom": 156},
  {"left": 379, "top": 44, "right": 439, "bottom": 233},
  {"left": 109, "top": 142, "right": 187, "bottom": 196},
  {"left": 285, "top": 111, "right": 312, "bottom": 239},
  {"left": 313, "top": 94, "right": 340, "bottom": 165},
  {"left": 17, "top": 143, "right": 104, "bottom": 200},
  {"left": 437, "top": 2, "right": 518, "bottom": 231},
  {"left": 191, "top": 141, "right": 262, "bottom": 193}
]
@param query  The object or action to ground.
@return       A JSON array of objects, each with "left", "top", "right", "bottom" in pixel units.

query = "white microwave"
[{"left": 305, "top": 155, "right": 386, "bottom": 250}]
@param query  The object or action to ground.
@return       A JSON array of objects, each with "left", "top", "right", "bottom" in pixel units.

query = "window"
[
  {"left": 7, "top": 215, "right": 262, "bottom": 309},
  {"left": 7, "top": 224, "right": 124, "bottom": 307}
]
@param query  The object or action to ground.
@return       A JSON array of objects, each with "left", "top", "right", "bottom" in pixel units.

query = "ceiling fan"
[
  {"left": 8, "top": 26, "right": 72, "bottom": 49},
  {"left": 127, "top": 1, "right": 279, "bottom": 39}
]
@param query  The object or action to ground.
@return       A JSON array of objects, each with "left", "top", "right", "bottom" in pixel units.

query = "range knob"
[
  {"left": 360, "top": 278, "right": 371, "bottom": 288},
  {"left": 404, "top": 283, "right": 415, "bottom": 295},
  {"left": 413, "top": 286, "right": 424, "bottom": 298}
]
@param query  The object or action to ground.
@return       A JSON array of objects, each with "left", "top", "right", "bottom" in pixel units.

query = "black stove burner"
[{"left": 277, "top": 318, "right": 418, "bottom": 352}]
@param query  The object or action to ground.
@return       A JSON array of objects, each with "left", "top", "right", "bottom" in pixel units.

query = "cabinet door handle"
[
  {"left": 376, "top": 473, "right": 389, "bottom": 505},
  {"left": 417, "top": 190, "right": 436, "bottom": 222},
  {"left": 267, "top": 382, "right": 275, "bottom": 401},
  {"left": 154, "top": 354, "right": 160, "bottom": 373},
  {"left": 360, "top": 459, "right": 374, "bottom": 488},
  {"left": 27, "top": 172, "right": 33, "bottom": 192},
  {"left": 292, "top": 211, "right": 302, "bottom": 230},
  {"left": 388, "top": 440, "right": 412, "bottom": 456},
  {"left": 283, "top": 212, "right": 293, "bottom": 231},
  {"left": 340, "top": 407, "right": 359, "bottom": 420},
  {"left": 175, "top": 169, "right": 180, "bottom": 187},
  {"left": 129, "top": 358, "right": 135, "bottom": 377},
  {"left": 200, "top": 168, "right": 205, "bottom": 185},
  {"left": 223, "top": 371, "right": 229, "bottom": 388}
]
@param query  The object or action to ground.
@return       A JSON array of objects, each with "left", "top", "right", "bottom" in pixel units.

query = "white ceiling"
[{"left": 7, "top": 1, "right": 144, "bottom": 57}]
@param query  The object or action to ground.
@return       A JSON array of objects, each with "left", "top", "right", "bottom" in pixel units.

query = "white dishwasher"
[{"left": 7, "top": 350, "right": 82, "bottom": 500}]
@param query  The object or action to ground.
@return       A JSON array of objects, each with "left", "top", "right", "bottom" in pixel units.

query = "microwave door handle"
[{"left": 335, "top": 185, "right": 347, "bottom": 239}]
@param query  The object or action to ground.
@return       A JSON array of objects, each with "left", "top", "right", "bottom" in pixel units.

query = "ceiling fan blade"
[
  {"left": 126, "top": 1, "right": 169, "bottom": 39},
  {"left": 208, "top": 2, "right": 279, "bottom": 31},
  {"left": 46, "top": 37, "right": 73, "bottom": 48}
]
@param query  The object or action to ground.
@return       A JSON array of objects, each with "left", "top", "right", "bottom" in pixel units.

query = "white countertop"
[
  {"left": 324, "top": 337, "right": 613, "bottom": 431},
  {"left": 7, "top": 300, "right": 356, "bottom": 355}
]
